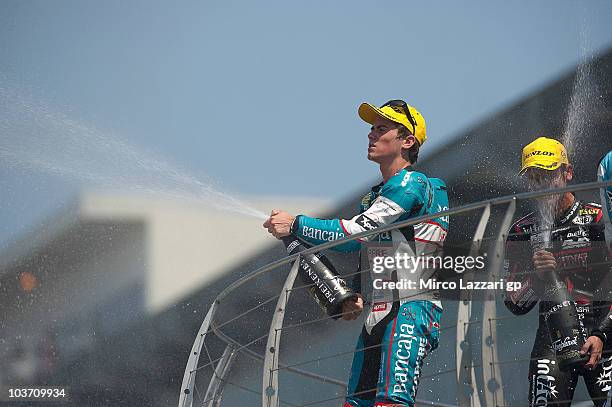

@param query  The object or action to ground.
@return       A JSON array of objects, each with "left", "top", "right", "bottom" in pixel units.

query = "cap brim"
[
  {"left": 358, "top": 103, "right": 385, "bottom": 125},
  {"left": 519, "top": 161, "right": 562, "bottom": 175}
]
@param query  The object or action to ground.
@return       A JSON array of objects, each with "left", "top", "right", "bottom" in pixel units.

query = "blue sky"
[{"left": 1, "top": 1, "right": 612, "bottom": 243}]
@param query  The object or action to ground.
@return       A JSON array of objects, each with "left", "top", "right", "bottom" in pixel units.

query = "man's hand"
[
  {"left": 263, "top": 209, "right": 295, "bottom": 239},
  {"left": 581, "top": 335, "right": 604, "bottom": 369},
  {"left": 532, "top": 250, "right": 557, "bottom": 279},
  {"left": 341, "top": 294, "right": 364, "bottom": 321}
]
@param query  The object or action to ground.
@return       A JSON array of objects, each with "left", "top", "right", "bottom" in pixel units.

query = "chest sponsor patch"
[
  {"left": 372, "top": 302, "right": 388, "bottom": 312},
  {"left": 572, "top": 215, "right": 593, "bottom": 225},
  {"left": 579, "top": 208, "right": 599, "bottom": 215}
]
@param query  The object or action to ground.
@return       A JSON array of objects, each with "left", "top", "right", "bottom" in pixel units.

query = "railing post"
[
  {"left": 179, "top": 301, "right": 219, "bottom": 407},
  {"left": 481, "top": 199, "right": 515, "bottom": 407},
  {"left": 203, "top": 344, "right": 237, "bottom": 407},
  {"left": 262, "top": 259, "right": 300, "bottom": 407},
  {"left": 456, "top": 204, "right": 490, "bottom": 407}
]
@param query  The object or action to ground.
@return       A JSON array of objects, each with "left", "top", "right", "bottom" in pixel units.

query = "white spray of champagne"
[
  {"left": 0, "top": 77, "right": 267, "bottom": 220},
  {"left": 539, "top": 25, "right": 602, "bottom": 247}
]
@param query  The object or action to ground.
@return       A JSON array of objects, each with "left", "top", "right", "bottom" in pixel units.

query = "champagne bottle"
[
  {"left": 539, "top": 241, "right": 589, "bottom": 371},
  {"left": 281, "top": 236, "right": 357, "bottom": 319}
]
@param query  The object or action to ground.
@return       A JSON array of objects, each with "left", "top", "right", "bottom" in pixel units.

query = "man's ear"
[
  {"left": 565, "top": 164, "right": 574, "bottom": 182},
  {"left": 401, "top": 135, "right": 416, "bottom": 150}
]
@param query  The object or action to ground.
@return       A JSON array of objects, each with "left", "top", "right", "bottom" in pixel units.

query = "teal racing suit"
[
  {"left": 598, "top": 151, "right": 612, "bottom": 407},
  {"left": 599, "top": 151, "right": 612, "bottom": 252},
  {"left": 292, "top": 168, "right": 449, "bottom": 407}
]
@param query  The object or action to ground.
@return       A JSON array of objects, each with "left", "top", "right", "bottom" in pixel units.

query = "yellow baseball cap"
[
  {"left": 519, "top": 137, "right": 569, "bottom": 175},
  {"left": 358, "top": 100, "right": 427, "bottom": 145}
]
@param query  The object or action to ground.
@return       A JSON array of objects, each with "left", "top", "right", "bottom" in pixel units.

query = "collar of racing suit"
[{"left": 558, "top": 195, "right": 579, "bottom": 224}]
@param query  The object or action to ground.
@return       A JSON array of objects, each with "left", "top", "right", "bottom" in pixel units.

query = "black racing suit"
[{"left": 504, "top": 200, "right": 612, "bottom": 406}]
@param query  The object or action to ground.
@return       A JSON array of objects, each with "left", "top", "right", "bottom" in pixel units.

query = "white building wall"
[{"left": 78, "top": 191, "right": 329, "bottom": 313}]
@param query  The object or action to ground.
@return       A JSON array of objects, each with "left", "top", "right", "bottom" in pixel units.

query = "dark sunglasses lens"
[{"left": 382, "top": 100, "right": 416, "bottom": 129}]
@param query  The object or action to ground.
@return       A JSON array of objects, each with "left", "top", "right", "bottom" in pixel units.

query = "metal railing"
[{"left": 179, "top": 180, "right": 612, "bottom": 407}]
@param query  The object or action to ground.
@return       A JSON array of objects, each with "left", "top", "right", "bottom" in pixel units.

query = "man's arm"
[
  {"left": 295, "top": 185, "right": 421, "bottom": 247},
  {"left": 587, "top": 251, "right": 612, "bottom": 368},
  {"left": 591, "top": 306, "right": 612, "bottom": 345},
  {"left": 584, "top": 181, "right": 612, "bottom": 368},
  {"left": 263, "top": 210, "right": 362, "bottom": 252},
  {"left": 265, "top": 184, "right": 422, "bottom": 252}
]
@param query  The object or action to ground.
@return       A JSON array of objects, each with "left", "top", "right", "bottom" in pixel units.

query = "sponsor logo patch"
[
  {"left": 551, "top": 336, "right": 578, "bottom": 353},
  {"left": 540, "top": 161, "right": 559, "bottom": 169},
  {"left": 566, "top": 228, "right": 588, "bottom": 239},
  {"left": 355, "top": 214, "right": 378, "bottom": 231},
  {"left": 531, "top": 358, "right": 559, "bottom": 405},
  {"left": 558, "top": 252, "right": 589, "bottom": 268},
  {"left": 372, "top": 302, "right": 387, "bottom": 312},
  {"left": 597, "top": 356, "right": 612, "bottom": 392},
  {"left": 525, "top": 150, "right": 555, "bottom": 158},
  {"left": 572, "top": 215, "right": 593, "bottom": 225},
  {"left": 301, "top": 226, "right": 345, "bottom": 241},
  {"left": 286, "top": 240, "right": 300, "bottom": 253},
  {"left": 400, "top": 172, "right": 412, "bottom": 187},
  {"left": 562, "top": 227, "right": 590, "bottom": 249},
  {"left": 361, "top": 193, "right": 372, "bottom": 208}
]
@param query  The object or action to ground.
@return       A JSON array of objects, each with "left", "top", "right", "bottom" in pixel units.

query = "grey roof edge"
[{"left": 0, "top": 190, "right": 147, "bottom": 273}]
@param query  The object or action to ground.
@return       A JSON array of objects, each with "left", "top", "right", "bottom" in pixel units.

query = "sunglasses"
[{"left": 381, "top": 100, "right": 417, "bottom": 136}]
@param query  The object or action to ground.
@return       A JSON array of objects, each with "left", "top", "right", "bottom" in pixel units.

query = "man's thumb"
[{"left": 580, "top": 341, "right": 590, "bottom": 355}]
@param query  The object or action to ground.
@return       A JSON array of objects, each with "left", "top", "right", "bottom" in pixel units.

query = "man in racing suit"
[
  {"left": 504, "top": 137, "right": 612, "bottom": 407},
  {"left": 264, "top": 100, "right": 449, "bottom": 407},
  {"left": 599, "top": 151, "right": 612, "bottom": 252},
  {"left": 599, "top": 151, "right": 612, "bottom": 407}
]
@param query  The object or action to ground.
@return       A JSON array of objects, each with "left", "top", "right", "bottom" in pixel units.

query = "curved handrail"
[{"left": 215, "top": 180, "right": 612, "bottom": 304}]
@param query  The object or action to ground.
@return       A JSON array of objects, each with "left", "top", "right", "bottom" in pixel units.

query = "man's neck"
[{"left": 379, "top": 157, "right": 412, "bottom": 182}]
